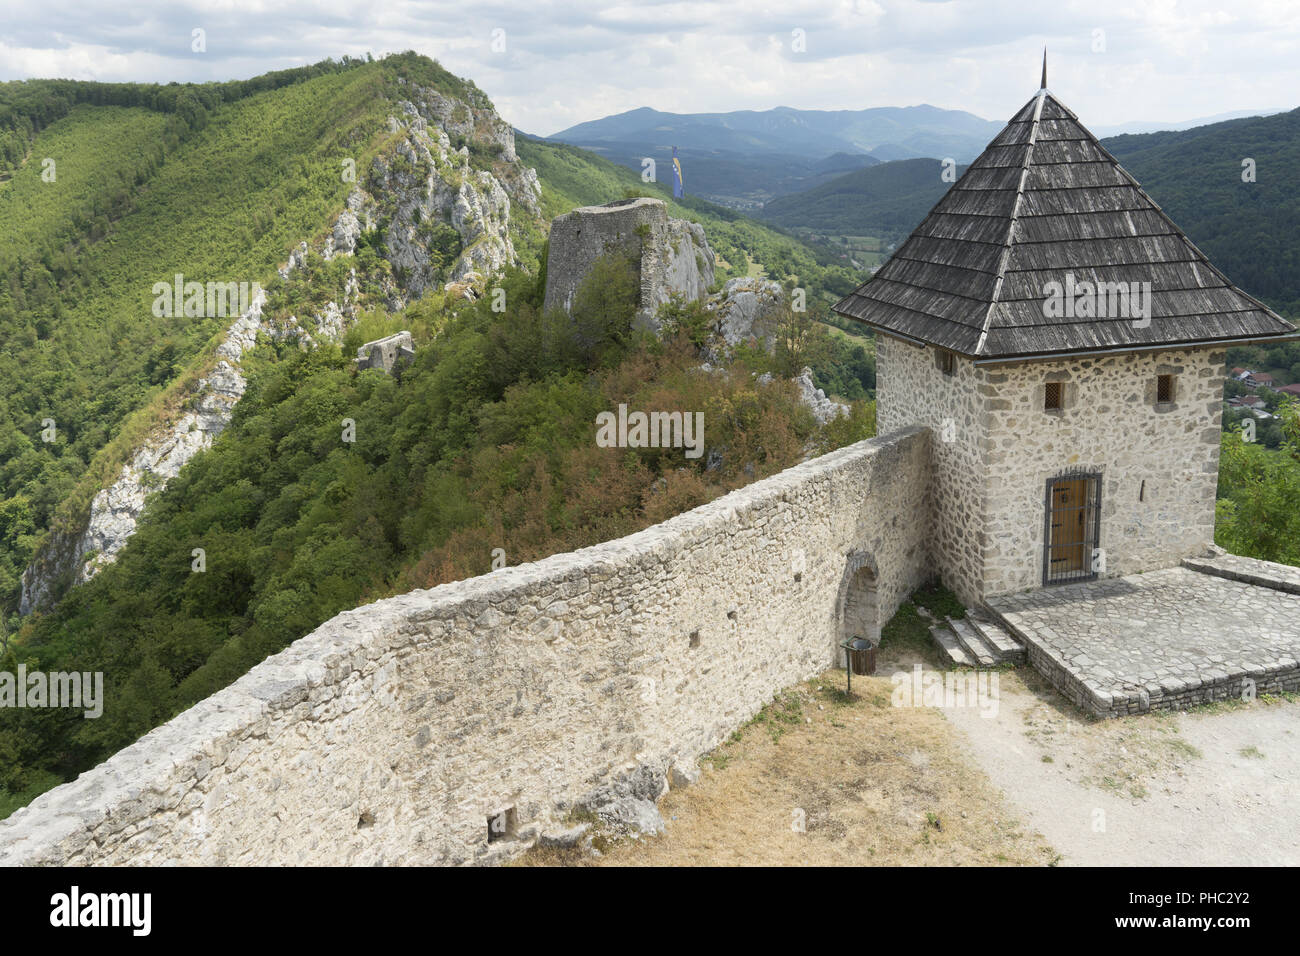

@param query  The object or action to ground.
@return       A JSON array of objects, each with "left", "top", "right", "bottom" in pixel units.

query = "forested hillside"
[
  {"left": 0, "top": 60, "right": 388, "bottom": 620},
  {"left": 0, "top": 53, "right": 554, "bottom": 622},
  {"left": 0, "top": 55, "right": 878, "bottom": 816},
  {"left": 1105, "top": 108, "right": 1300, "bottom": 316},
  {"left": 758, "top": 157, "right": 965, "bottom": 237}
]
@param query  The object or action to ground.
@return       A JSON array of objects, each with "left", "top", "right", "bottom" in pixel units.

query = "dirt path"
[
  {"left": 525, "top": 655, "right": 1057, "bottom": 867},
  {"left": 940, "top": 667, "right": 1300, "bottom": 866},
  {"left": 521, "top": 618, "right": 1298, "bottom": 867}
]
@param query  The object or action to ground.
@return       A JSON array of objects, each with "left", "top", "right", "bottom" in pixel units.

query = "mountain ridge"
[
  {"left": 543, "top": 101, "right": 1288, "bottom": 210},
  {"left": 2, "top": 53, "right": 550, "bottom": 616},
  {"left": 758, "top": 105, "right": 1300, "bottom": 316},
  {"left": 542, "top": 102, "right": 1003, "bottom": 207}
]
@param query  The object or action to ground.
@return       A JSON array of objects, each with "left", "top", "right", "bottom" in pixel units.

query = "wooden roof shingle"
[{"left": 831, "top": 89, "right": 1297, "bottom": 358}]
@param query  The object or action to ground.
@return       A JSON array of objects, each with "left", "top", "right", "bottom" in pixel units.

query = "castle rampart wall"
[{"left": 0, "top": 428, "right": 932, "bottom": 865}]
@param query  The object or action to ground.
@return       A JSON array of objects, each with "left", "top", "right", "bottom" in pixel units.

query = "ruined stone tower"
[
  {"left": 833, "top": 82, "right": 1297, "bottom": 605},
  {"left": 543, "top": 197, "right": 715, "bottom": 332}
]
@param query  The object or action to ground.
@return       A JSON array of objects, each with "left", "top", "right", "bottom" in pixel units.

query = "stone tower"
[
  {"left": 833, "top": 83, "right": 1297, "bottom": 605},
  {"left": 543, "top": 197, "right": 715, "bottom": 332}
]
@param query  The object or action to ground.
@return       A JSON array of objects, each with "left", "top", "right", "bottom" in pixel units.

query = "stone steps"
[
  {"left": 929, "top": 625, "right": 976, "bottom": 667},
  {"left": 967, "top": 612, "right": 1028, "bottom": 664},
  {"left": 928, "top": 609, "right": 1027, "bottom": 668},
  {"left": 948, "top": 617, "right": 998, "bottom": 666}
]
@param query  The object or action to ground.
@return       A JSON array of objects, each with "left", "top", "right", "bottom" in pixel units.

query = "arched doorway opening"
[{"left": 836, "top": 552, "right": 880, "bottom": 664}]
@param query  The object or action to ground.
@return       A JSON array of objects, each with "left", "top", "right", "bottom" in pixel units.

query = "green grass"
[
  {"left": 1165, "top": 738, "right": 1203, "bottom": 759},
  {"left": 743, "top": 689, "right": 806, "bottom": 742},
  {"left": 876, "top": 581, "right": 965, "bottom": 667}
]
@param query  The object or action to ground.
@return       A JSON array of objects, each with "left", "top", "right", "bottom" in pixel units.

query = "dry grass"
[{"left": 524, "top": 668, "right": 1057, "bottom": 867}]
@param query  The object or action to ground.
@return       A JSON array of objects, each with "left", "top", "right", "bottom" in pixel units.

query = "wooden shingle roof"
[{"left": 832, "top": 90, "right": 1297, "bottom": 358}]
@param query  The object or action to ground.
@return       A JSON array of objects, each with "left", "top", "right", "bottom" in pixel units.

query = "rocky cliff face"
[
  {"left": 19, "top": 294, "right": 268, "bottom": 612},
  {"left": 542, "top": 197, "right": 715, "bottom": 331},
  {"left": 364, "top": 80, "right": 541, "bottom": 304},
  {"left": 20, "top": 79, "right": 545, "bottom": 614},
  {"left": 704, "top": 276, "right": 785, "bottom": 359}
]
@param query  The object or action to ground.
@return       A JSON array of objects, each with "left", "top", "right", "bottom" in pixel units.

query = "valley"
[{"left": 0, "top": 22, "right": 1297, "bottom": 886}]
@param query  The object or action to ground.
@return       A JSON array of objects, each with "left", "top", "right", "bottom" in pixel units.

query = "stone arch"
[{"left": 835, "top": 550, "right": 880, "bottom": 663}]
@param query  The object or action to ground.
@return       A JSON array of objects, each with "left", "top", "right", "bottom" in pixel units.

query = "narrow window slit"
[{"left": 487, "top": 807, "right": 517, "bottom": 843}]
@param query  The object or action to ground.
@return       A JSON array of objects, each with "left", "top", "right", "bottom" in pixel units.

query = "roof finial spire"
[{"left": 1041, "top": 47, "right": 1048, "bottom": 90}]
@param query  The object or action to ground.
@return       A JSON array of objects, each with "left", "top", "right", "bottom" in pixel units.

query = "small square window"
[
  {"left": 935, "top": 349, "right": 955, "bottom": 377},
  {"left": 1044, "top": 382, "right": 1063, "bottom": 411},
  {"left": 1156, "top": 374, "right": 1174, "bottom": 404}
]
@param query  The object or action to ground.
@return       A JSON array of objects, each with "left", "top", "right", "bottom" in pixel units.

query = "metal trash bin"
[{"left": 846, "top": 637, "right": 877, "bottom": 676}]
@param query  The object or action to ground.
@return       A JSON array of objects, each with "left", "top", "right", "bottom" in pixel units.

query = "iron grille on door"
[{"left": 1043, "top": 472, "right": 1101, "bottom": 585}]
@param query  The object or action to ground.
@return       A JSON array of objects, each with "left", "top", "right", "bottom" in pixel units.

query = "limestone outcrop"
[
  {"left": 18, "top": 289, "right": 266, "bottom": 610},
  {"left": 542, "top": 197, "right": 716, "bottom": 332},
  {"left": 795, "top": 367, "right": 850, "bottom": 425},
  {"left": 707, "top": 276, "right": 785, "bottom": 353},
  {"left": 703, "top": 279, "right": 846, "bottom": 426},
  {"left": 361, "top": 81, "right": 542, "bottom": 305}
]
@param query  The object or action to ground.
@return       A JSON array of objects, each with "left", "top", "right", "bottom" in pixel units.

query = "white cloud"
[{"left": 0, "top": 0, "right": 1294, "bottom": 134}]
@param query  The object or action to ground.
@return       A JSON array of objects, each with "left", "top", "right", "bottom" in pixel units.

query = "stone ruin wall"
[
  {"left": 542, "top": 197, "right": 715, "bottom": 331},
  {"left": 0, "top": 427, "right": 933, "bottom": 866}
]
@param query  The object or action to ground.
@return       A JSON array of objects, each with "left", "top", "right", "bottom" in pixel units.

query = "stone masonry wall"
[
  {"left": 876, "top": 334, "right": 987, "bottom": 605},
  {"left": 0, "top": 428, "right": 932, "bottom": 866},
  {"left": 981, "top": 347, "right": 1224, "bottom": 596},
  {"left": 542, "top": 197, "right": 715, "bottom": 332}
]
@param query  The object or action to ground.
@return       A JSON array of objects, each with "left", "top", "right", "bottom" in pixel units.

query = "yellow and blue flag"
[{"left": 671, "top": 146, "right": 684, "bottom": 199}]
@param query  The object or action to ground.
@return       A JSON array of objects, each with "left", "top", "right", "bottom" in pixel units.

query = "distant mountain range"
[
  {"left": 540, "top": 104, "right": 1002, "bottom": 207},
  {"left": 548, "top": 104, "right": 1003, "bottom": 158},
  {"left": 541, "top": 103, "right": 1287, "bottom": 212}
]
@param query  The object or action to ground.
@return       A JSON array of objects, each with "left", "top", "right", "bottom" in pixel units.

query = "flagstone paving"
[{"left": 987, "top": 563, "right": 1300, "bottom": 717}]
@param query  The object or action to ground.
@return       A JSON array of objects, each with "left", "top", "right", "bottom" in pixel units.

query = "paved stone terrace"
[
  {"left": 986, "top": 564, "right": 1300, "bottom": 718},
  {"left": 1182, "top": 549, "right": 1300, "bottom": 595}
]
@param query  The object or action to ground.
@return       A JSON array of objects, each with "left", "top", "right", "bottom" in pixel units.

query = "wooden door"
[{"left": 1047, "top": 477, "right": 1093, "bottom": 578}]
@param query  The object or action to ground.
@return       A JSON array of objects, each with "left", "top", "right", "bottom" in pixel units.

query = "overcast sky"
[{"left": 2, "top": 1, "right": 1295, "bottom": 135}]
